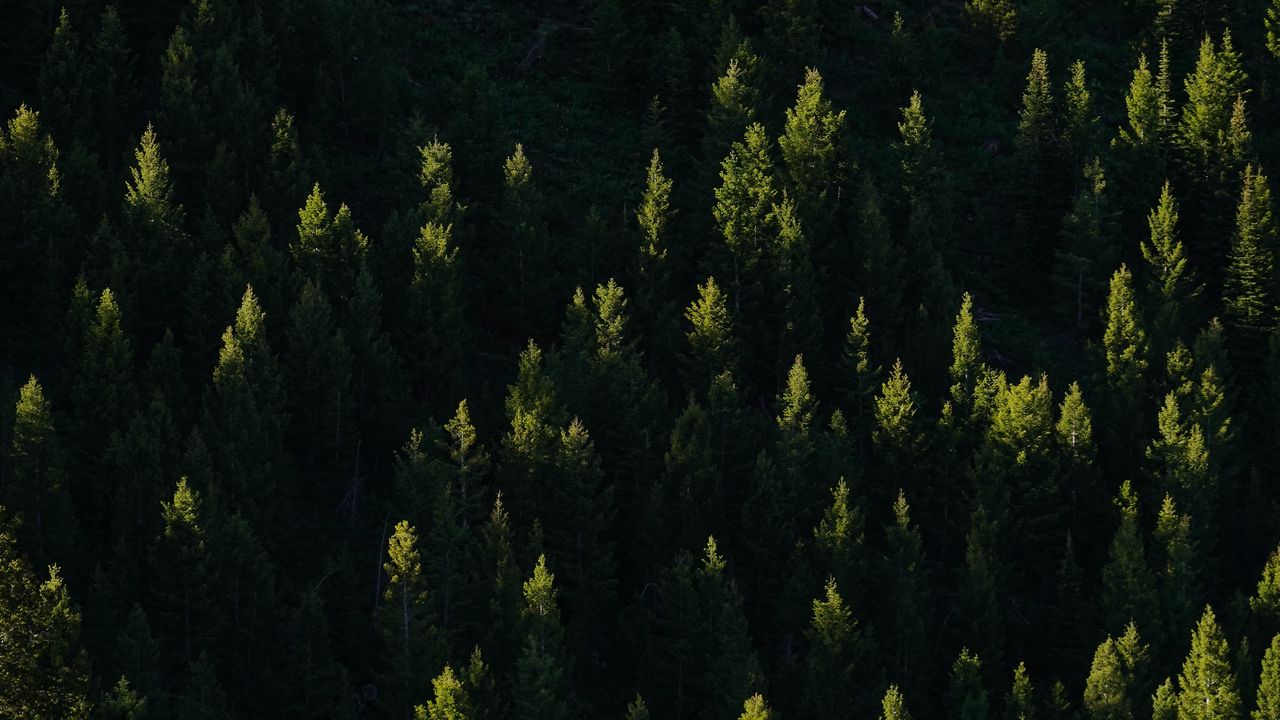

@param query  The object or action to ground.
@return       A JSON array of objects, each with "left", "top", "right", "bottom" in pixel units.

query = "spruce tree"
[
  {"left": 804, "top": 577, "right": 872, "bottom": 719},
  {"left": 514, "top": 555, "right": 569, "bottom": 720},
  {"left": 417, "top": 665, "right": 472, "bottom": 720},
  {"left": 1141, "top": 182, "right": 1197, "bottom": 353},
  {"left": 881, "top": 685, "right": 914, "bottom": 720},
  {"left": 378, "top": 520, "right": 437, "bottom": 718},
  {"left": 1175, "top": 605, "right": 1242, "bottom": 720},
  {"left": 1257, "top": 634, "right": 1280, "bottom": 720},
  {"left": 950, "top": 648, "right": 990, "bottom": 720},
  {"left": 739, "top": 693, "right": 773, "bottom": 720},
  {"left": 880, "top": 490, "right": 930, "bottom": 692},
  {"left": 7, "top": 376, "right": 78, "bottom": 572},
  {"left": 714, "top": 123, "right": 777, "bottom": 317},
  {"left": 683, "top": 276, "right": 738, "bottom": 390},
  {"left": 1102, "top": 265, "right": 1150, "bottom": 474},
  {"left": 1224, "top": 165, "right": 1277, "bottom": 377},
  {"left": 120, "top": 123, "right": 189, "bottom": 340},
  {"left": 1101, "top": 481, "right": 1159, "bottom": 640},
  {"left": 635, "top": 149, "right": 678, "bottom": 372},
  {"left": 0, "top": 511, "right": 91, "bottom": 719},
  {"left": 1005, "top": 662, "right": 1034, "bottom": 720},
  {"left": 896, "top": 90, "right": 943, "bottom": 210},
  {"left": 778, "top": 68, "right": 846, "bottom": 222}
]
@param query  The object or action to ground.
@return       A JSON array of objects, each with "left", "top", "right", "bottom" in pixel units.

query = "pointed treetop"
[
  {"left": 880, "top": 684, "right": 913, "bottom": 720},
  {"left": 125, "top": 123, "right": 179, "bottom": 223},
  {"left": 738, "top": 693, "right": 772, "bottom": 720},
  {"left": 778, "top": 354, "right": 815, "bottom": 435}
]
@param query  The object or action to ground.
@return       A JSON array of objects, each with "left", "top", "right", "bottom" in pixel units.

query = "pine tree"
[
  {"left": 635, "top": 149, "right": 678, "bottom": 371},
  {"left": 1101, "top": 481, "right": 1159, "bottom": 640},
  {"left": 7, "top": 376, "right": 78, "bottom": 572},
  {"left": 1179, "top": 32, "right": 1249, "bottom": 170},
  {"left": 739, "top": 693, "right": 773, "bottom": 720},
  {"left": 880, "top": 490, "right": 930, "bottom": 690},
  {"left": 770, "top": 196, "right": 821, "bottom": 368},
  {"left": 152, "top": 478, "right": 211, "bottom": 669},
  {"left": 0, "top": 105, "right": 70, "bottom": 371},
  {"left": 1064, "top": 60, "right": 1099, "bottom": 169},
  {"left": 1053, "top": 160, "right": 1118, "bottom": 330},
  {"left": 120, "top": 123, "right": 189, "bottom": 340},
  {"left": 417, "top": 665, "right": 471, "bottom": 720},
  {"left": 501, "top": 341, "right": 561, "bottom": 526},
  {"left": 1012, "top": 48, "right": 1065, "bottom": 275},
  {"left": 842, "top": 297, "right": 882, "bottom": 442},
  {"left": 547, "top": 418, "right": 615, "bottom": 654},
  {"left": 1056, "top": 382, "right": 1098, "bottom": 538},
  {"left": 1175, "top": 605, "right": 1241, "bottom": 720},
  {"left": 1252, "top": 545, "right": 1280, "bottom": 641},
  {"left": 1224, "top": 165, "right": 1277, "bottom": 376},
  {"left": 1256, "top": 634, "right": 1280, "bottom": 720},
  {"left": 950, "top": 648, "right": 990, "bottom": 720},
  {"left": 704, "top": 53, "right": 760, "bottom": 175},
  {"left": 873, "top": 360, "right": 922, "bottom": 498},
  {"left": 379, "top": 520, "right": 437, "bottom": 718},
  {"left": 625, "top": 693, "right": 650, "bottom": 720},
  {"left": 1005, "top": 662, "right": 1034, "bottom": 720},
  {"left": 881, "top": 685, "right": 914, "bottom": 720},
  {"left": 1152, "top": 678, "right": 1177, "bottom": 720},
  {"left": 0, "top": 511, "right": 91, "bottom": 719},
  {"left": 1154, "top": 494, "right": 1202, "bottom": 642},
  {"left": 714, "top": 123, "right": 777, "bottom": 317},
  {"left": 804, "top": 577, "right": 872, "bottom": 719},
  {"left": 1084, "top": 624, "right": 1150, "bottom": 720},
  {"left": 684, "top": 276, "right": 739, "bottom": 389},
  {"left": 1102, "top": 265, "right": 1150, "bottom": 473},
  {"left": 896, "top": 91, "right": 943, "bottom": 210},
  {"left": 778, "top": 68, "right": 846, "bottom": 222},
  {"left": 514, "top": 555, "right": 569, "bottom": 720},
  {"left": 1116, "top": 49, "right": 1168, "bottom": 198},
  {"left": 408, "top": 216, "right": 465, "bottom": 410},
  {"left": 1141, "top": 182, "right": 1197, "bottom": 352},
  {"left": 949, "top": 292, "right": 985, "bottom": 421},
  {"left": 291, "top": 183, "right": 369, "bottom": 302},
  {"left": 814, "top": 478, "right": 866, "bottom": 603},
  {"left": 498, "top": 143, "right": 556, "bottom": 340},
  {"left": 202, "top": 285, "right": 290, "bottom": 538}
]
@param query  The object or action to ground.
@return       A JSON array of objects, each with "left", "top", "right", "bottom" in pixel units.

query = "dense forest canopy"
[{"left": 6, "top": 0, "right": 1280, "bottom": 718}]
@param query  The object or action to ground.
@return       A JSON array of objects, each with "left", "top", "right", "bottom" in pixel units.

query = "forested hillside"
[{"left": 6, "top": 0, "right": 1280, "bottom": 718}]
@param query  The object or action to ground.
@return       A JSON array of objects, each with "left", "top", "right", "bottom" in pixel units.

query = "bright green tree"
[
  {"left": 0, "top": 510, "right": 90, "bottom": 719},
  {"left": 950, "top": 648, "right": 990, "bottom": 720},
  {"left": 1256, "top": 634, "right": 1280, "bottom": 720},
  {"left": 1141, "top": 182, "right": 1197, "bottom": 352},
  {"left": 416, "top": 664, "right": 471, "bottom": 720},
  {"left": 1225, "top": 165, "right": 1277, "bottom": 375},
  {"left": 881, "top": 685, "right": 914, "bottom": 720},
  {"left": 379, "top": 520, "right": 437, "bottom": 718},
  {"left": 714, "top": 123, "right": 777, "bottom": 315},
  {"left": 804, "top": 577, "right": 872, "bottom": 719},
  {"left": 684, "top": 276, "right": 739, "bottom": 389},
  {"left": 778, "top": 68, "right": 846, "bottom": 220},
  {"left": 1175, "top": 605, "right": 1241, "bottom": 720},
  {"left": 514, "top": 555, "right": 569, "bottom": 720}
]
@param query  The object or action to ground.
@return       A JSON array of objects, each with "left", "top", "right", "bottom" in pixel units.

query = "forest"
[{"left": 6, "top": 0, "right": 1280, "bottom": 717}]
